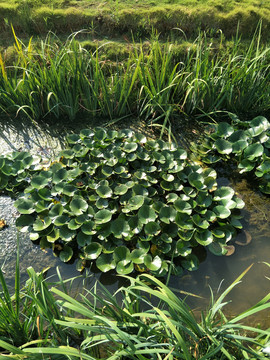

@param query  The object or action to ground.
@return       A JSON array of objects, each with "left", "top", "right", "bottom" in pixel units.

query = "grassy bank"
[{"left": 0, "top": 0, "right": 270, "bottom": 42}]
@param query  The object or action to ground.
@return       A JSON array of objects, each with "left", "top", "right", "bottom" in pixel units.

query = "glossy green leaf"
[
  {"left": 144, "top": 254, "right": 162, "bottom": 271},
  {"left": 131, "top": 249, "right": 146, "bottom": 264},
  {"left": 159, "top": 205, "right": 177, "bottom": 224},
  {"left": 138, "top": 205, "right": 157, "bottom": 224},
  {"left": 15, "top": 198, "right": 35, "bottom": 214},
  {"left": 59, "top": 226, "right": 76, "bottom": 242},
  {"left": 213, "top": 205, "right": 231, "bottom": 219},
  {"left": 94, "top": 209, "right": 112, "bottom": 224},
  {"left": 111, "top": 218, "right": 130, "bottom": 238},
  {"left": 195, "top": 229, "right": 213, "bottom": 246},
  {"left": 243, "top": 143, "right": 264, "bottom": 161},
  {"left": 96, "top": 185, "right": 113, "bottom": 198},
  {"left": 208, "top": 242, "right": 227, "bottom": 256},
  {"left": 216, "top": 122, "right": 234, "bottom": 138},
  {"left": 96, "top": 253, "right": 116, "bottom": 272},
  {"left": 213, "top": 186, "right": 234, "bottom": 201},
  {"left": 33, "top": 217, "right": 52, "bottom": 231},
  {"left": 174, "top": 199, "right": 192, "bottom": 214},
  {"left": 48, "top": 203, "right": 64, "bottom": 218},
  {"left": 181, "top": 254, "right": 199, "bottom": 271},
  {"left": 214, "top": 138, "right": 233, "bottom": 155},
  {"left": 31, "top": 175, "right": 48, "bottom": 189},
  {"left": 188, "top": 172, "right": 205, "bottom": 190},
  {"left": 84, "top": 243, "right": 102, "bottom": 259},
  {"left": 144, "top": 221, "right": 160, "bottom": 235},
  {"left": 70, "top": 196, "right": 88, "bottom": 216},
  {"left": 192, "top": 214, "right": 209, "bottom": 229},
  {"left": 59, "top": 245, "right": 73, "bottom": 262}
]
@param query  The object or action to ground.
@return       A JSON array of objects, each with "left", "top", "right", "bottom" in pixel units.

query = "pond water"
[{"left": 0, "top": 122, "right": 269, "bottom": 327}]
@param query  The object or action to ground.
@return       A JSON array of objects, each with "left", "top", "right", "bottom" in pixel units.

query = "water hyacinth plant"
[
  {"left": 0, "top": 151, "right": 42, "bottom": 194},
  {"left": 13, "top": 127, "right": 245, "bottom": 275},
  {"left": 192, "top": 115, "right": 270, "bottom": 194}
]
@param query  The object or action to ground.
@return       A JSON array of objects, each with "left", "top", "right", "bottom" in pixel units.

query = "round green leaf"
[
  {"left": 77, "top": 231, "right": 92, "bottom": 247},
  {"left": 16, "top": 214, "right": 34, "bottom": 228},
  {"left": 214, "top": 138, "right": 233, "bottom": 155},
  {"left": 114, "top": 184, "right": 128, "bottom": 195},
  {"left": 113, "top": 246, "right": 131, "bottom": 264},
  {"left": 159, "top": 205, "right": 177, "bottom": 224},
  {"left": 244, "top": 143, "right": 264, "bottom": 161},
  {"left": 208, "top": 242, "right": 227, "bottom": 256},
  {"left": 46, "top": 228, "right": 59, "bottom": 242},
  {"left": 84, "top": 243, "right": 102, "bottom": 259},
  {"left": 195, "top": 229, "right": 213, "bottom": 246},
  {"left": 96, "top": 185, "right": 113, "bottom": 199},
  {"left": 111, "top": 218, "right": 130, "bottom": 238},
  {"left": 70, "top": 196, "right": 88, "bottom": 216},
  {"left": 128, "top": 195, "right": 145, "bottom": 210},
  {"left": 59, "top": 245, "right": 73, "bottom": 262},
  {"left": 52, "top": 168, "right": 68, "bottom": 184},
  {"left": 33, "top": 217, "right": 52, "bottom": 231},
  {"left": 48, "top": 203, "right": 64, "bottom": 218},
  {"left": 131, "top": 249, "right": 146, "bottom": 264},
  {"left": 175, "top": 213, "right": 194, "bottom": 230},
  {"left": 174, "top": 199, "right": 192, "bottom": 214},
  {"left": 96, "top": 253, "right": 116, "bottom": 272},
  {"left": 144, "top": 254, "right": 162, "bottom": 271},
  {"left": 138, "top": 205, "right": 157, "bottom": 224},
  {"left": 31, "top": 175, "right": 49, "bottom": 189},
  {"left": 116, "top": 261, "right": 134, "bottom": 275},
  {"left": 144, "top": 221, "right": 160, "bottom": 235},
  {"left": 59, "top": 226, "right": 76, "bottom": 242},
  {"left": 213, "top": 186, "right": 234, "bottom": 201},
  {"left": 176, "top": 240, "right": 192, "bottom": 257},
  {"left": 192, "top": 214, "right": 209, "bottom": 229},
  {"left": 15, "top": 198, "right": 35, "bottom": 214},
  {"left": 213, "top": 205, "right": 231, "bottom": 219},
  {"left": 216, "top": 122, "right": 234, "bottom": 138},
  {"left": 123, "top": 142, "right": 138, "bottom": 153},
  {"left": 188, "top": 172, "right": 205, "bottom": 190},
  {"left": 95, "top": 209, "right": 112, "bottom": 224},
  {"left": 54, "top": 215, "right": 70, "bottom": 226}
]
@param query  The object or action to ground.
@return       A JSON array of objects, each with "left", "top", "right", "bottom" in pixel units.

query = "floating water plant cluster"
[
  {"left": 193, "top": 116, "right": 270, "bottom": 194},
  {"left": 12, "top": 128, "right": 244, "bottom": 275},
  {"left": 0, "top": 151, "right": 42, "bottom": 194}
]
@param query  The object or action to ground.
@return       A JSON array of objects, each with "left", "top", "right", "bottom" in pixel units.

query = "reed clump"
[{"left": 0, "top": 26, "right": 269, "bottom": 126}]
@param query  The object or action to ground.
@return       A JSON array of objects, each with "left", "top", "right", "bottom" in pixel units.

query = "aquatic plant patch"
[
  {"left": 192, "top": 116, "right": 270, "bottom": 194},
  {"left": 0, "top": 151, "right": 43, "bottom": 194},
  {"left": 13, "top": 128, "right": 244, "bottom": 275}
]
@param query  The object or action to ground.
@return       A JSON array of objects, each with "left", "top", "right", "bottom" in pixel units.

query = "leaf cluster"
[
  {"left": 193, "top": 116, "right": 270, "bottom": 194},
  {"left": 14, "top": 127, "right": 244, "bottom": 275},
  {"left": 0, "top": 151, "right": 42, "bottom": 194}
]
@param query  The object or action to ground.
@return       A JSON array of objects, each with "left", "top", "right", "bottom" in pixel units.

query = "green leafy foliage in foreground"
[
  {"left": 0, "top": 263, "right": 269, "bottom": 359},
  {"left": 192, "top": 115, "right": 270, "bottom": 194},
  {"left": 13, "top": 128, "right": 244, "bottom": 275}
]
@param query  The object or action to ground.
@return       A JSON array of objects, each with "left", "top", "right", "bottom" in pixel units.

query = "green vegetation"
[
  {"left": 0, "top": 0, "right": 270, "bottom": 42},
  {"left": 0, "top": 27, "right": 270, "bottom": 125},
  {"left": 192, "top": 115, "right": 270, "bottom": 194},
  {"left": 10, "top": 127, "right": 244, "bottom": 274},
  {"left": 0, "top": 255, "right": 269, "bottom": 359},
  {"left": 1, "top": 0, "right": 270, "bottom": 356}
]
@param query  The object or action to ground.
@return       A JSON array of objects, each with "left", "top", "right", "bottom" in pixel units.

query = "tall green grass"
[
  {"left": 0, "top": 257, "right": 269, "bottom": 359},
  {"left": 0, "top": 26, "right": 270, "bottom": 127}
]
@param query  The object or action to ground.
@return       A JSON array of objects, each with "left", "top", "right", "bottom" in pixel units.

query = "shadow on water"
[{"left": 0, "top": 119, "right": 270, "bottom": 327}]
